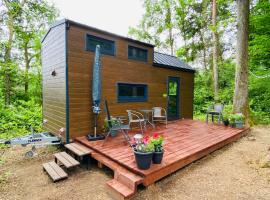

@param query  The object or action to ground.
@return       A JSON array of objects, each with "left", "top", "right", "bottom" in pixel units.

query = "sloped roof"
[
  {"left": 42, "top": 19, "right": 155, "bottom": 48},
  {"left": 153, "top": 52, "right": 195, "bottom": 72}
]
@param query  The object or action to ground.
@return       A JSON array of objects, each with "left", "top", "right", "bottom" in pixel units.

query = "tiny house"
[{"left": 41, "top": 19, "right": 195, "bottom": 143}]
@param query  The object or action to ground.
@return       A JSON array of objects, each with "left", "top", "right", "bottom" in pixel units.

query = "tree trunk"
[
  {"left": 212, "top": 0, "right": 219, "bottom": 102},
  {"left": 3, "top": 16, "right": 14, "bottom": 105},
  {"left": 199, "top": 30, "right": 207, "bottom": 70},
  {"left": 233, "top": 0, "right": 250, "bottom": 124},
  {"left": 165, "top": 0, "right": 174, "bottom": 55},
  {"left": 24, "top": 44, "right": 30, "bottom": 97},
  {"left": 2, "top": 0, "right": 26, "bottom": 105}
]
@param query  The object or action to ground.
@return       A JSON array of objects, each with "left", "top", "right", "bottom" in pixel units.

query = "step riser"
[
  {"left": 106, "top": 184, "right": 126, "bottom": 200},
  {"left": 115, "top": 172, "right": 136, "bottom": 192}
]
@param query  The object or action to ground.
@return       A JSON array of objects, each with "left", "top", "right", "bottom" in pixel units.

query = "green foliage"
[
  {"left": 150, "top": 134, "right": 164, "bottom": 152},
  {"left": 0, "top": 171, "right": 11, "bottom": 185},
  {"left": 249, "top": 0, "right": 270, "bottom": 70},
  {"left": 104, "top": 117, "right": 121, "bottom": 131},
  {"left": 0, "top": 0, "right": 57, "bottom": 142},
  {"left": 0, "top": 99, "right": 42, "bottom": 140},
  {"left": 228, "top": 113, "right": 244, "bottom": 123},
  {"left": 135, "top": 142, "right": 155, "bottom": 153}
]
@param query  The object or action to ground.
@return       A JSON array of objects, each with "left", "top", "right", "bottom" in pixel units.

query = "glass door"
[{"left": 167, "top": 77, "right": 180, "bottom": 120}]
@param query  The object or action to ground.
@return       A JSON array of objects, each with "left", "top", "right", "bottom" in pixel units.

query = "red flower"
[
  {"left": 143, "top": 136, "right": 150, "bottom": 144},
  {"left": 153, "top": 133, "right": 159, "bottom": 139}
]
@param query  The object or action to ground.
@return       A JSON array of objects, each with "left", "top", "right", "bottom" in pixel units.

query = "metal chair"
[
  {"left": 206, "top": 104, "right": 224, "bottom": 124},
  {"left": 152, "top": 107, "right": 167, "bottom": 127},
  {"left": 104, "top": 100, "right": 131, "bottom": 146},
  {"left": 126, "top": 110, "right": 146, "bottom": 134}
]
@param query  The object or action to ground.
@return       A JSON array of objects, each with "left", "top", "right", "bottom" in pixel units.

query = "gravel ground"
[{"left": 0, "top": 126, "right": 269, "bottom": 200}]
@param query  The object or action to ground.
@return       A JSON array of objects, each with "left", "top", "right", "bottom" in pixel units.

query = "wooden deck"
[{"left": 76, "top": 119, "right": 248, "bottom": 199}]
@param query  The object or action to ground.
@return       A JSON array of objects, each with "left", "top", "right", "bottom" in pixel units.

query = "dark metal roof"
[
  {"left": 42, "top": 19, "right": 155, "bottom": 48},
  {"left": 153, "top": 52, "right": 195, "bottom": 72}
]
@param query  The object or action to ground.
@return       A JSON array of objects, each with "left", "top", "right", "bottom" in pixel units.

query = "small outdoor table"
[{"left": 140, "top": 109, "right": 155, "bottom": 128}]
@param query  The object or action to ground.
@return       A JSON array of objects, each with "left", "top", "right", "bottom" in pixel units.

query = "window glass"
[
  {"left": 118, "top": 83, "right": 148, "bottom": 102},
  {"left": 86, "top": 34, "right": 115, "bottom": 56},
  {"left": 128, "top": 46, "right": 148, "bottom": 62}
]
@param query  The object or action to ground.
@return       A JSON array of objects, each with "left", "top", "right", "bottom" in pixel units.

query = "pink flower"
[{"left": 143, "top": 136, "right": 150, "bottom": 144}]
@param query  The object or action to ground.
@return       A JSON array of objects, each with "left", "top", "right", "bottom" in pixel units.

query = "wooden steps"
[
  {"left": 106, "top": 179, "right": 134, "bottom": 200},
  {"left": 43, "top": 161, "right": 68, "bottom": 182},
  {"left": 65, "top": 142, "right": 93, "bottom": 156},
  {"left": 43, "top": 142, "right": 93, "bottom": 182},
  {"left": 91, "top": 152, "right": 120, "bottom": 171},
  {"left": 54, "top": 152, "right": 80, "bottom": 168},
  {"left": 91, "top": 151, "right": 143, "bottom": 199}
]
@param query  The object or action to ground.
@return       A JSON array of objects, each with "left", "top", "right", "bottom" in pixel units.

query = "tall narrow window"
[
  {"left": 86, "top": 34, "right": 115, "bottom": 56},
  {"left": 128, "top": 46, "right": 148, "bottom": 62},
  {"left": 118, "top": 83, "right": 148, "bottom": 102}
]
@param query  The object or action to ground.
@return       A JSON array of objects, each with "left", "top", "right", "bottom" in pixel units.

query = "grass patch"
[{"left": 0, "top": 171, "right": 11, "bottom": 184}]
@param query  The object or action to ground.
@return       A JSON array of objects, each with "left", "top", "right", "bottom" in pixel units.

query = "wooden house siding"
[
  {"left": 42, "top": 23, "right": 67, "bottom": 141},
  {"left": 67, "top": 25, "right": 194, "bottom": 139}
]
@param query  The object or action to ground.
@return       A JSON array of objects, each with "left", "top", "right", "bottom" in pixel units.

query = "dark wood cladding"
[
  {"left": 67, "top": 25, "right": 194, "bottom": 139},
  {"left": 42, "top": 23, "right": 66, "bottom": 141}
]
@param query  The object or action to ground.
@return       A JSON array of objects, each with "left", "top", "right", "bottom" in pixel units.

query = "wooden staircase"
[
  {"left": 43, "top": 142, "right": 92, "bottom": 182},
  {"left": 91, "top": 152, "right": 143, "bottom": 200}
]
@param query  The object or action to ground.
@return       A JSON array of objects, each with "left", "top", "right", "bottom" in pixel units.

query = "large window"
[
  {"left": 117, "top": 83, "right": 148, "bottom": 102},
  {"left": 128, "top": 45, "right": 148, "bottom": 62},
  {"left": 86, "top": 34, "right": 115, "bottom": 56}
]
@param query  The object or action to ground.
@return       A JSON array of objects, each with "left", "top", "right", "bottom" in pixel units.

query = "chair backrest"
[
  {"left": 153, "top": 107, "right": 162, "bottom": 117},
  {"left": 104, "top": 100, "right": 112, "bottom": 129},
  {"left": 126, "top": 110, "right": 133, "bottom": 121},
  {"left": 214, "top": 104, "right": 224, "bottom": 112}
]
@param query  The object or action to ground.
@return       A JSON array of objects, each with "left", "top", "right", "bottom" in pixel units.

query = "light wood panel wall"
[{"left": 42, "top": 23, "right": 66, "bottom": 141}]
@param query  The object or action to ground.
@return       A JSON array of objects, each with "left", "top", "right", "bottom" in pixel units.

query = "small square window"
[{"left": 128, "top": 46, "right": 148, "bottom": 62}]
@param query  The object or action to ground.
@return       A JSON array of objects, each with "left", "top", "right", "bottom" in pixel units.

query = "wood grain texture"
[
  {"left": 76, "top": 119, "right": 249, "bottom": 186},
  {"left": 42, "top": 23, "right": 66, "bottom": 141},
  {"left": 67, "top": 25, "right": 194, "bottom": 139}
]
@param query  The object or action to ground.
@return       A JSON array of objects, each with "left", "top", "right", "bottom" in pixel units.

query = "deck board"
[{"left": 76, "top": 119, "right": 248, "bottom": 186}]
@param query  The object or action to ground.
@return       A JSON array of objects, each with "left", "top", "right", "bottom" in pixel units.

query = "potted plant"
[
  {"left": 104, "top": 117, "right": 119, "bottom": 137},
  {"left": 223, "top": 114, "right": 230, "bottom": 126},
  {"left": 150, "top": 133, "right": 164, "bottom": 164},
  {"left": 229, "top": 113, "right": 245, "bottom": 128},
  {"left": 133, "top": 136, "right": 154, "bottom": 170}
]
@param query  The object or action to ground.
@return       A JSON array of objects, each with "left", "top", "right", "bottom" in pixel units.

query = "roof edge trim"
[{"left": 153, "top": 62, "right": 196, "bottom": 73}]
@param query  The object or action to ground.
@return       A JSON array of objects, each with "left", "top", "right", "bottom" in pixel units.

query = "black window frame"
[
  {"left": 128, "top": 45, "right": 148, "bottom": 62},
  {"left": 85, "top": 34, "right": 115, "bottom": 56},
  {"left": 117, "top": 83, "right": 148, "bottom": 103}
]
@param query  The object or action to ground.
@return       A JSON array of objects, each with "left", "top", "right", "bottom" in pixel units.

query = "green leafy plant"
[
  {"left": 103, "top": 117, "right": 120, "bottom": 131},
  {"left": 229, "top": 113, "right": 245, "bottom": 123},
  {"left": 150, "top": 133, "right": 164, "bottom": 152}
]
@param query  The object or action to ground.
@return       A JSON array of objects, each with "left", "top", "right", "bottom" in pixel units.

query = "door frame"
[{"left": 167, "top": 76, "right": 180, "bottom": 120}]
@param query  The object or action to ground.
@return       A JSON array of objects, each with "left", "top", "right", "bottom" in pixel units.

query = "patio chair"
[
  {"left": 152, "top": 107, "right": 167, "bottom": 127},
  {"left": 104, "top": 100, "right": 131, "bottom": 146},
  {"left": 126, "top": 110, "right": 146, "bottom": 134},
  {"left": 206, "top": 104, "right": 224, "bottom": 124}
]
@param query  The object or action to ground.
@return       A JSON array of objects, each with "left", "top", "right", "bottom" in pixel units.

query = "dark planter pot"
[
  {"left": 153, "top": 150, "right": 164, "bottom": 164},
  {"left": 235, "top": 121, "right": 244, "bottom": 129},
  {"left": 134, "top": 150, "right": 153, "bottom": 170},
  {"left": 110, "top": 130, "right": 118, "bottom": 137},
  {"left": 223, "top": 119, "right": 229, "bottom": 126}
]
